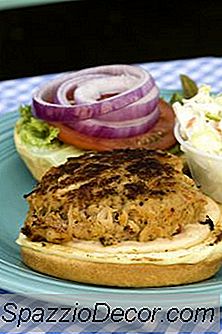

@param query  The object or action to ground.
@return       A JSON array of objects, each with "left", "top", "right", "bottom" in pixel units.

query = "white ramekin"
[{"left": 174, "top": 123, "right": 222, "bottom": 203}]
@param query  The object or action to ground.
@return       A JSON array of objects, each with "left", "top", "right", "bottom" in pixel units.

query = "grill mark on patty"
[
  {"left": 60, "top": 161, "right": 81, "bottom": 174},
  {"left": 31, "top": 149, "right": 177, "bottom": 197},
  {"left": 24, "top": 149, "right": 184, "bottom": 203},
  {"left": 124, "top": 182, "right": 148, "bottom": 200},
  {"left": 66, "top": 177, "right": 119, "bottom": 206},
  {"left": 126, "top": 158, "right": 174, "bottom": 179}
]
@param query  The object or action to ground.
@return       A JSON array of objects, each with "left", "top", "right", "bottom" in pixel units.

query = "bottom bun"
[
  {"left": 19, "top": 197, "right": 222, "bottom": 287},
  {"left": 21, "top": 247, "right": 222, "bottom": 287}
]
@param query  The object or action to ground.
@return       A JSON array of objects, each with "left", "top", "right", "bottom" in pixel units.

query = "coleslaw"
[
  {"left": 173, "top": 85, "right": 222, "bottom": 155},
  {"left": 173, "top": 85, "right": 222, "bottom": 203}
]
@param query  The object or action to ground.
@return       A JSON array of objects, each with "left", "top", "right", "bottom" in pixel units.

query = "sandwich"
[{"left": 16, "top": 148, "right": 222, "bottom": 287}]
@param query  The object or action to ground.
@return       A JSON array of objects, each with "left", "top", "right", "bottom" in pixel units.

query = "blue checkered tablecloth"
[
  {"left": 141, "top": 56, "right": 222, "bottom": 92},
  {"left": 1, "top": 56, "right": 222, "bottom": 115},
  {"left": 1, "top": 56, "right": 222, "bottom": 334}
]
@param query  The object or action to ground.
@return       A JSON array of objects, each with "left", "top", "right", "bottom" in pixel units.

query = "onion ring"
[
  {"left": 32, "top": 65, "right": 158, "bottom": 121},
  {"left": 67, "top": 105, "right": 160, "bottom": 138}
]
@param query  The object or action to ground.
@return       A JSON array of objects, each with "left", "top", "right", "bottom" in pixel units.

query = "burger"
[
  {"left": 16, "top": 149, "right": 222, "bottom": 287},
  {"left": 14, "top": 64, "right": 176, "bottom": 181},
  {"left": 15, "top": 64, "right": 222, "bottom": 287}
]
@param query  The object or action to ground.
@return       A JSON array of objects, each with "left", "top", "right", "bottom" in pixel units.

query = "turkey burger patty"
[{"left": 17, "top": 149, "right": 222, "bottom": 287}]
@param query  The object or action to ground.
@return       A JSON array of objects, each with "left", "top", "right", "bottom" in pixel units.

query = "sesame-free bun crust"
[{"left": 21, "top": 247, "right": 222, "bottom": 287}]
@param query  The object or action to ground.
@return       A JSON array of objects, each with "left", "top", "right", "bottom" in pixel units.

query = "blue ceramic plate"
[{"left": 1, "top": 91, "right": 222, "bottom": 298}]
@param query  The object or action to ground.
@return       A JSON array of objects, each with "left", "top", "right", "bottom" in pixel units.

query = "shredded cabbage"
[{"left": 173, "top": 85, "right": 222, "bottom": 155}]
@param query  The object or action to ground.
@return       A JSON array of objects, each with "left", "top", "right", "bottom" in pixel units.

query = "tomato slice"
[{"left": 52, "top": 99, "right": 176, "bottom": 151}]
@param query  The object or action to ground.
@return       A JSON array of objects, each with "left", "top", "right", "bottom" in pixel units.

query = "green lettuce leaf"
[{"left": 16, "top": 105, "right": 62, "bottom": 149}]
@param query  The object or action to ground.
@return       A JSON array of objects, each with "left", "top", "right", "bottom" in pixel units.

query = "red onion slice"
[
  {"left": 74, "top": 76, "right": 139, "bottom": 104},
  {"left": 32, "top": 65, "right": 157, "bottom": 121},
  {"left": 67, "top": 105, "right": 160, "bottom": 138},
  {"left": 54, "top": 74, "right": 108, "bottom": 105},
  {"left": 96, "top": 85, "right": 159, "bottom": 122}
]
